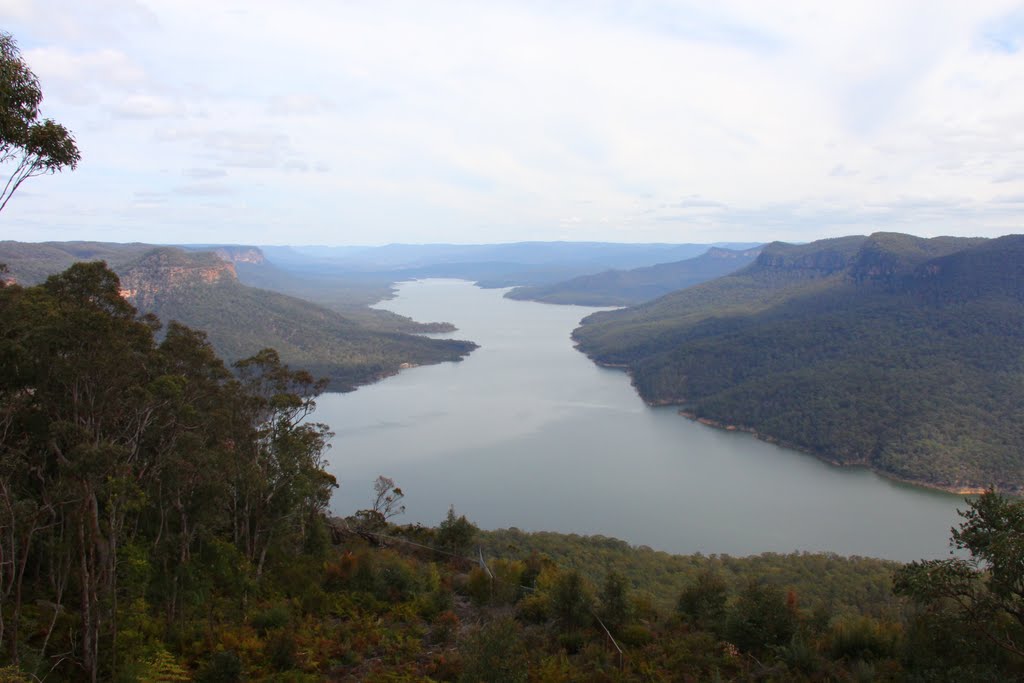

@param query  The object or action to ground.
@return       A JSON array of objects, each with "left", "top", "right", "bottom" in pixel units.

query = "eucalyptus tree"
[{"left": 0, "top": 32, "right": 80, "bottom": 213}]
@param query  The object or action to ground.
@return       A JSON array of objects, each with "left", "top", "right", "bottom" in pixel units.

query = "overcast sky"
[{"left": 1, "top": 0, "right": 1023, "bottom": 246}]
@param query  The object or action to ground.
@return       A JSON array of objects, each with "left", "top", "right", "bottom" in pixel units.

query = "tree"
[
  {"left": 551, "top": 569, "right": 594, "bottom": 631},
  {"left": 599, "top": 571, "right": 631, "bottom": 630},
  {"left": 725, "top": 579, "right": 796, "bottom": 655},
  {"left": 0, "top": 32, "right": 80, "bottom": 214},
  {"left": 351, "top": 475, "right": 405, "bottom": 532},
  {"left": 436, "top": 506, "right": 478, "bottom": 555},
  {"left": 894, "top": 490, "right": 1024, "bottom": 660},
  {"left": 677, "top": 569, "right": 728, "bottom": 633}
]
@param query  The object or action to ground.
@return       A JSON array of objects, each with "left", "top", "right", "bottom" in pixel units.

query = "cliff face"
[
  {"left": 118, "top": 248, "right": 237, "bottom": 310},
  {"left": 214, "top": 246, "right": 266, "bottom": 265},
  {"left": 750, "top": 236, "right": 866, "bottom": 278}
]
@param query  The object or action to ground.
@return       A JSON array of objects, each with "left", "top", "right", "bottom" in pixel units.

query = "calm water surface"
[{"left": 319, "top": 279, "right": 965, "bottom": 561}]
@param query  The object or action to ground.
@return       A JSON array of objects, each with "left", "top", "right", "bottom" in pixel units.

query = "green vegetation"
[
  {"left": 0, "top": 240, "right": 155, "bottom": 285},
  {"left": 122, "top": 249, "right": 477, "bottom": 391},
  {"left": 0, "top": 32, "right": 80, "bottom": 213},
  {"left": 2, "top": 264, "right": 1022, "bottom": 680},
  {"left": 0, "top": 263, "right": 336, "bottom": 681},
  {"left": 231, "top": 259, "right": 457, "bottom": 335},
  {"left": 505, "top": 246, "right": 762, "bottom": 306},
  {"left": 573, "top": 232, "right": 1024, "bottom": 492},
  {"left": 0, "top": 243, "right": 477, "bottom": 391}
]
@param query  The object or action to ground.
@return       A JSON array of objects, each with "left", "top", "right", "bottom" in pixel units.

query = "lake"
[{"left": 319, "top": 278, "right": 966, "bottom": 561}]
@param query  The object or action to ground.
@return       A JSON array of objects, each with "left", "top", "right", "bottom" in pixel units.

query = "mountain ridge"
[
  {"left": 504, "top": 246, "right": 763, "bottom": 306},
  {"left": 0, "top": 242, "right": 478, "bottom": 391},
  {"left": 573, "top": 232, "right": 1024, "bottom": 493}
]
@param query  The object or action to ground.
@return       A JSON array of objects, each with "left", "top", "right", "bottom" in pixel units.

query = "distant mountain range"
[
  {"left": 505, "top": 246, "right": 763, "bottom": 306},
  {"left": 258, "top": 241, "right": 762, "bottom": 288},
  {"left": 0, "top": 242, "right": 476, "bottom": 390},
  {"left": 573, "top": 232, "right": 1024, "bottom": 493}
]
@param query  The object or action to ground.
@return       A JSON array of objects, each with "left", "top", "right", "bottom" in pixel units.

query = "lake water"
[{"left": 319, "top": 279, "right": 966, "bottom": 561}]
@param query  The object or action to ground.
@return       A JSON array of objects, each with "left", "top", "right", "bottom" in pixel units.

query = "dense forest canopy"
[
  {"left": 1, "top": 264, "right": 1022, "bottom": 682},
  {"left": 0, "top": 243, "right": 479, "bottom": 392},
  {"left": 574, "top": 232, "right": 1024, "bottom": 493},
  {"left": 0, "top": 263, "right": 337, "bottom": 681}
]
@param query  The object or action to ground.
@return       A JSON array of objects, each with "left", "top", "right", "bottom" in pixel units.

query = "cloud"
[
  {"left": 113, "top": 94, "right": 185, "bottom": 119},
  {"left": 673, "top": 196, "right": 727, "bottom": 209},
  {"left": 155, "top": 127, "right": 293, "bottom": 169},
  {"left": 22, "top": 46, "right": 145, "bottom": 104},
  {"left": 182, "top": 167, "right": 227, "bottom": 179},
  {"left": 266, "top": 94, "right": 334, "bottom": 117},
  {"left": 1, "top": 0, "right": 1023, "bottom": 245},
  {"left": 172, "top": 182, "right": 234, "bottom": 196}
]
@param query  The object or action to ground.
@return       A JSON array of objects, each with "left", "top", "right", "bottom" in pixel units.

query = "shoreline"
[
  {"left": 579, "top": 353, "right": 997, "bottom": 497},
  {"left": 674, "top": 409, "right": 994, "bottom": 497}
]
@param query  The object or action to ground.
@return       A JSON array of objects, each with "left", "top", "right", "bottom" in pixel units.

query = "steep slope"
[
  {"left": 504, "top": 246, "right": 763, "bottom": 305},
  {"left": 0, "top": 240, "right": 154, "bottom": 284},
  {"left": 573, "top": 233, "right": 1024, "bottom": 492},
  {"left": 116, "top": 248, "right": 477, "bottom": 390}
]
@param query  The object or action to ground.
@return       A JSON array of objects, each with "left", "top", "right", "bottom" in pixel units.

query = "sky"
[{"left": 1, "top": 0, "right": 1023, "bottom": 246}]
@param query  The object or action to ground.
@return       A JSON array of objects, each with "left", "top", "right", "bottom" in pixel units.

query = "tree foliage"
[
  {"left": 895, "top": 490, "right": 1024, "bottom": 659},
  {"left": 0, "top": 263, "right": 334, "bottom": 680},
  {"left": 0, "top": 32, "right": 80, "bottom": 213},
  {"left": 574, "top": 233, "right": 1024, "bottom": 491}
]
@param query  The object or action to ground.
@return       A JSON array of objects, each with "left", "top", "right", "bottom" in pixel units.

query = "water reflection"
[{"left": 318, "top": 279, "right": 966, "bottom": 561}]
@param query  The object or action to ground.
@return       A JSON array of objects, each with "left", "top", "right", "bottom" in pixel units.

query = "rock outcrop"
[{"left": 118, "top": 248, "right": 237, "bottom": 309}]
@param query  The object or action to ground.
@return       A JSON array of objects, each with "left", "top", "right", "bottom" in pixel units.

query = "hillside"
[
  {"left": 3, "top": 266, "right": 1020, "bottom": 681},
  {"left": 573, "top": 233, "right": 1024, "bottom": 493},
  {"left": 0, "top": 242, "right": 476, "bottom": 391},
  {"left": 116, "top": 248, "right": 478, "bottom": 390},
  {"left": 0, "top": 240, "right": 155, "bottom": 284},
  {"left": 505, "top": 246, "right": 763, "bottom": 305},
  {"left": 230, "top": 259, "right": 457, "bottom": 334}
]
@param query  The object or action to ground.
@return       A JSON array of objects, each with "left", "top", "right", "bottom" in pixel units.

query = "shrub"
[{"left": 252, "top": 604, "right": 290, "bottom": 634}]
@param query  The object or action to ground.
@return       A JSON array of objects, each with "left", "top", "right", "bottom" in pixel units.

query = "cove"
[{"left": 319, "top": 279, "right": 966, "bottom": 561}]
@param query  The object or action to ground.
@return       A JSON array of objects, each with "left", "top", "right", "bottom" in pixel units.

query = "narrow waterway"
[{"left": 318, "top": 279, "right": 966, "bottom": 561}]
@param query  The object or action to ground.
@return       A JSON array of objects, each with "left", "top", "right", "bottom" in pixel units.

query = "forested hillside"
[
  {"left": 573, "top": 233, "right": 1024, "bottom": 492},
  {"left": 2, "top": 264, "right": 1021, "bottom": 681},
  {"left": 119, "top": 248, "right": 476, "bottom": 390},
  {"left": 0, "top": 240, "right": 154, "bottom": 284},
  {"left": 505, "top": 246, "right": 762, "bottom": 305},
  {"left": 0, "top": 240, "right": 458, "bottom": 335},
  {"left": 0, "top": 243, "right": 476, "bottom": 391}
]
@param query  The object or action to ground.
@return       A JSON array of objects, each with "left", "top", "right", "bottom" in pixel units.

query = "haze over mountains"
[
  {"left": 0, "top": 241, "right": 477, "bottom": 390},
  {"left": 573, "top": 232, "right": 1024, "bottom": 493},
  {"left": 505, "top": 246, "right": 763, "bottom": 305},
  {"left": 0, "top": 239, "right": 755, "bottom": 393},
  {"left": 5, "top": 232, "right": 1024, "bottom": 682},
  {"left": 260, "top": 241, "right": 760, "bottom": 288},
  {"left": 5, "top": 233, "right": 1023, "bottom": 494}
]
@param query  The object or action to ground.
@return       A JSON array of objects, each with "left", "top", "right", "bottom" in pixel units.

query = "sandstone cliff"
[{"left": 118, "top": 248, "right": 237, "bottom": 309}]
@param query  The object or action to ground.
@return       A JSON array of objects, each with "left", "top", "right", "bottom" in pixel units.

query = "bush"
[
  {"left": 616, "top": 624, "right": 654, "bottom": 648},
  {"left": 466, "top": 567, "right": 492, "bottom": 606},
  {"left": 828, "top": 616, "right": 900, "bottom": 662},
  {"left": 516, "top": 593, "right": 551, "bottom": 624},
  {"left": 252, "top": 604, "right": 290, "bottom": 634},
  {"left": 196, "top": 650, "right": 242, "bottom": 683},
  {"left": 724, "top": 580, "right": 796, "bottom": 654},
  {"left": 265, "top": 631, "right": 298, "bottom": 672},
  {"left": 459, "top": 618, "right": 528, "bottom": 683},
  {"left": 432, "top": 610, "right": 460, "bottom": 645},
  {"left": 558, "top": 631, "right": 585, "bottom": 655}
]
